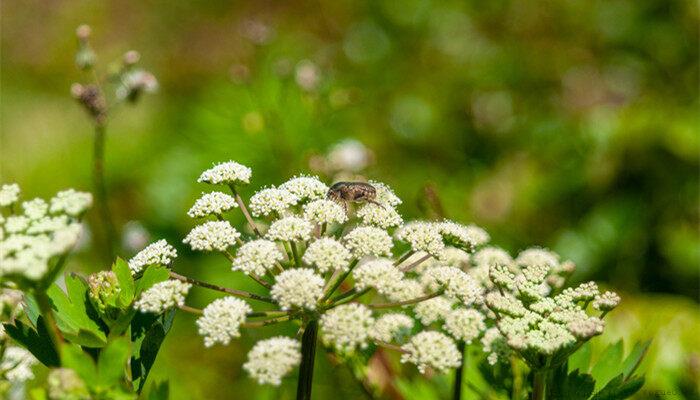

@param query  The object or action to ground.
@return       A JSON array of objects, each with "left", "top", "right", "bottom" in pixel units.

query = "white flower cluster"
[
  {"left": 0, "top": 184, "right": 90, "bottom": 281},
  {"left": 232, "top": 239, "right": 284, "bottom": 276},
  {"left": 343, "top": 226, "right": 393, "bottom": 258},
  {"left": 243, "top": 337, "right": 301, "bottom": 386},
  {"left": 134, "top": 280, "right": 191, "bottom": 313},
  {"left": 266, "top": 216, "right": 312, "bottom": 242},
  {"left": 320, "top": 303, "right": 374, "bottom": 353},
  {"left": 187, "top": 191, "right": 237, "bottom": 218},
  {"left": 279, "top": 175, "right": 328, "bottom": 201},
  {"left": 196, "top": 297, "right": 252, "bottom": 347},
  {"left": 438, "top": 221, "right": 490, "bottom": 251},
  {"left": 401, "top": 331, "right": 462, "bottom": 374},
  {"left": 270, "top": 269, "right": 324, "bottom": 310},
  {"left": 396, "top": 222, "right": 445, "bottom": 256},
  {"left": 183, "top": 221, "right": 240, "bottom": 251},
  {"left": 198, "top": 161, "right": 252, "bottom": 185},
  {"left": 128, "top": 239, "right": 178, "bottom": 274},
  {"left": 302, "top": 238, "right": 351, "bottom": 273},
  {"left": 353, "top": 259, "right": 404, "bottom": 295},
  {"left": 356, "top": 203, "right": 403, "bottom": 228},
  {"left": 444, "top": 308, "right": 485, "bottom": 343},
  {"left": 414, "top": 296, "right": 454, "bottom": 325},
  {"left": 1, "top": 346, "right": 37, "bottom": 383},
  {"left": 303, "top": 199, "right": 347, "bottom": 225},
  {"left": 249, "top": 187, "right": 297, "bottom": 217},
  {"left": 369, "top": 313, "right": 414, "bottom": 342}
]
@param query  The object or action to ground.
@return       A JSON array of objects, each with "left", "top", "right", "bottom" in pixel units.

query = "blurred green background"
[{"left": 1, "top": 0, "right": 698, "bottom": 398}]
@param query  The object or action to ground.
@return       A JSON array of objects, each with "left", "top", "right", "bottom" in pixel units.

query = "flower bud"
[
  {"left": 123, "top": 50, "right": 140, "bottom": 66},
  {"left": 88, "top": 271, "right": 121, "bottom": 319}
]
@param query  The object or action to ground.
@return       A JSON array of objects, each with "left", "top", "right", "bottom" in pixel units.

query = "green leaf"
[
  {"left": 148, "top": 381, "right": 170, "bottom": 400},
  {"left": 621, "top": 340, "right": 651, "bottom": 379},
  {"left": 3, "top": 319, "right": 60, "bottom": 367},
  {"left": 113, "top": 258, "right": 136, "bottom": 307},
  {"left": 569, "top": 342, "right": 592, "bottom": 374},
  {"left": 591, "top": 374, "right": 645, "bottom": 400},
  {"left": 97, "top": 337, "right": 132, "bottom": 387},
  {"left": 591, "top": 340, "right": 624, "bottom": 390},
  {"left": 135, "top": 266, "right": 169, "bottom": 294},
  {"left": 131, "top": 310, "right": 175, "bottom": 393},
  {"left": 548, "top": 365, "right": 595, "bottom": 400},
  {"left": 61, "top": 344, "right": 98, "bottom": 384}
]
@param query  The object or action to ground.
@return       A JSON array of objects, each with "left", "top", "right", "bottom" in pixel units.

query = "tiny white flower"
[
  {"left": 1, "top": 346, "right": 37, "bottom": 383},
  {"left": 266, "top": 216, "right": 313, "bottom": 242},
  {"left": 485, "top": 292, "right": 528, "bottom": 317},
  {"left": 302, "top": 238, "right": 351, "bottom": 273},
  {"left": 22, "top": 198, "right": 48, "bottom": 220},
  {"left": 383, "top": 279, "right": 425, "bottom": 302},
  {"left": 27, "top": 216, "right": 70, "bottom": 235},
  {"left": 271, "top": 268, "right": 324, "bottom": 310},
  {"left": 320, "top": 303, "right": 374, "bottom": 353},
  {"left": 134, "top": 280, "right": 191, "bottom": 313},
  {"left": 356, "top": 203, "right": 403, "bottom": 228},
  {"left": 437, "top": 247, "right": 471, "bottom": 269},
  {"left": 303, "top": 199, "right": 347, "bottom": 225},
  {"left": 481, "top": 328, "right": 510, "bottom": 365},
  {"left": 343, "top": 226, "right": 393, "bottom": 258},
  {"left": 279, "top": 175, "right": 328, "bottom": 202},
  {"left": 0, "top": 184, "right": 21, "bottom": 207},
  {"left": 5, "top": 216, "right": 30, "bottom": 233},
  {"left": 183, "top": 221, "right": 241, "bottom": 251},
  {"left": 187, "top": 192, "right": 237, "bottom": 218},
  {"left": 243, "top": 337, "right": 301, "bottom": 386},
  {"left": 396, "top": 222, "right": 444, "bottom": 256},
  {"left": 128, "top": 239, "right": 178, "bottom": 274},
  {"left": 369, "top": 313, "right": 414, "bottom": 342},
  {"left": 421, "top": 266, "right": 483, "bottom": 304},
  {"left": 472, "top": 247, "right": 513, "bottom": 269},
  {"left": 49, "top": 189, "right": 93, "bottom": 217},
  {"left": 438, "top": 221, "right": 489, "bottom": 252},
  {"left": 444, "top": 308, "right": 486, "bottom": 343},
  {"left": 401, "top": 331, "right": 461, "bottom": 374},
  {"left": 368, "top": 180, "right": 402, "bottom": 207},
  {"left": 249, "top": 187, "right": 297, "bottom": 217},
  {"left": 198, "top": 161, "right": 252, "bottom": 185},
  {"left": 232, "top": 239, "right": 284, "bottom": 276},
  {"left": 196, "top": 297, "right": 252, "bottom": 347},
  {"left": 593, "top": 291, "right": 621, "bottom": 312},
  {"left": 515, "top": 248, "right": 559, "bottom": 269}
]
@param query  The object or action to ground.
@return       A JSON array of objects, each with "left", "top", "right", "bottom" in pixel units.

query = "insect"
[{"left": 326, "top": 181, "right": 384, "bottom": 212}]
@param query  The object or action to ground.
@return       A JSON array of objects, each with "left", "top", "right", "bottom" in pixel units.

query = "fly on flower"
[{"left": 326, "top": 181, "right": 383, "bottom": 212}]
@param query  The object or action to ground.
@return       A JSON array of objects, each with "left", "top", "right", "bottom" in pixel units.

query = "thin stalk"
[
  {"left": 326, "top": 287, "right": 371, "bottom": 309},
  {"left": 321, "top": 259, "right": 358, "bottom": 301},
  {"left": 178, "top": 305, "right": 203, "bottom": 315},
  {"left": 296, "top": 319, "right": 318, "bottom": 400},
  {"left": 228, "top": 184, "right": 261, "bottom": 237},
  {"left": 169, "top": 271, "right": 274, "bottom": 303},
  {"left": 393, "top": 250, "right": 415, "bottom": 266},
  {"left": 453, "top": 341, "right": 466, "bottom": 400},
  {"left": 511, "top": 358, "right": 523, "bottom": 400},
  {"left": 368, "top": 291, "right": 442, "bottom": 309},
  {"left": 34, "top": 291, "right": 64, "bottom": 352},
  {"left": 532, "top": 370, "right": 545, "bottom": 400},
  {"left": 400, "top": 253, "right": 431, "bottom": 272},
  {"left": 241, "top": 314, "right": 294, "bottom": 328},
  {"left": 93, "top": 123, "right": 116, "bottom": 261},
  {"left": 222, "top": 251, "right": 272, "bottom": 289},
  {"left": 373, "top": 341, "right": 407, "bottom": 353},
  {"left": 246, "top": 310, "right": 289, "bottom": 318},
  {"left": 290, "top": 241, "right": 302, "bottom": 268}
]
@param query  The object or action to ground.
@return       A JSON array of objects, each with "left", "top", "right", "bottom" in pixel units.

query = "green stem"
[
  {"left": 394, "top": 250, "right": 415, "bottom": 266},
  {"left": 453, "top": 341, "right": 466, "bottom": 400},
  {"left": 321, "top": 260, "right": 358, "bottom": 301},
  {"left": 93, "top": 123, "right": 116, "bottom": 261},
  {"left": 532, "top": 370, "right": 545, "bottom": 400},
  {"left": 296, "top": 319, "right": 318, "bottom": 400},
  {"left": 34, "top": 291, "right": 64, "bottom": 353},
  {"left": 228, "top": 184, "right": 262, "bottom": 237},
  {"left": 400, "top": 253, "right": 432, "bottom": 272},
  {"left": 290, "top": 241, "right": 302, "bottom": 268},
  {"left": 169, "top": 271, "right": 274, "bottom": 303},
  {"left": 326, "top": 288, "right": 371, "bottom": 309},
  {"left": 368, "top": 291, "right": 442, "bottom": 309}
]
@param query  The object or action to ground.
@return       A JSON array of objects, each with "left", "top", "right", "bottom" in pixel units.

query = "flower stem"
[
  {"left": 321, "top": 260, "right": 358, "bottom": 301},
  {"left": 296, "top": 319, "right": 318, "bottom": 400},
  {"left": 169, "top": 271, "right": 274, "bottom": 303},
  {"left": 326, "top": 287, "right": 371, "bottom": 309},
  {"left": 373, "top": 340, "right": 407, "bottom": 353},
  {"left": 93, "top": 123, "right": 116, "bottom": 261},
  {"left": 532, "top": 370, "right": 545, "bottom": 400},
  {"left": 368, "top": 291, "right": 442, "bottom": 309},
  {"left": 453, "top": 341, "right": 466, "bottom": 400},
  {"left": 34, "top": 291, "right": 64, "bottom": 353},
  {"left": 178, "top": 304, "right": 203, "bottom": 315},
  {"left": 394, "top": 250, "right": 415, "bottom": 266},
  {"left": 290, "top": 241, "right": 302, "bottom": 268},
  {"left": 228, "top": 184, "right": 261, "bottom": 237},
  {"left": 241, "top": 314, "right": 294, "bottom": 328},
  {"left": 400, "top": 253, "right": 431, "bottom": 272}
]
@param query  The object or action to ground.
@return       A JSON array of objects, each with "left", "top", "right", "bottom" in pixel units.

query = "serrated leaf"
[
  {"left": 135, "top": 266, "right": 169, "bottom": 294},
  {"left": 61, "top": 344, "right": 98, "bottom": 384},
  {"left": 569, "top": 342, "right": 592, "bottom": 374},
  {"left": 548, "top": 365, "right": 595, "bottom": 400},
  {"left": 3, "top": 319, "right": 60, "bottom": 367},
  {"left": 591, "top": 340, "right": 624, "bottom": 390},
  {"left": 148, "top": 381, "right": 169, "bottom": 400},
  {"left": 591, "top": 374, "right": 645, "bottom": 400},
  {"left": 113, "top": 258, "right": 136, "bottom": 307},
  {"left": 621, "top": 340, "right": 651, "bottom": 379},
  {"left": 97, "top": 337, "right": 131, "bottom": 387}
]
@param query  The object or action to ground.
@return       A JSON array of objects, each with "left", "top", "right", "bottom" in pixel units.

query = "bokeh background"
[{"left": 2, "top": 0, "right": 699, "bottom": 398}]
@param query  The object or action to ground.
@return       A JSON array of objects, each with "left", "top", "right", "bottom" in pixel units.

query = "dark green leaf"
[
  {"left": 621, "top": 340, "right": 651, "bottom": 379},
  {"left": 133, "top": 321, "right": 167, "bottom": 393},
  {"left": 591, "top": 374, "right": 645, "bottom": 400},
  {"left": 591, "top": 340, "right": 624, "bottom": 390},
  {"left": 113, "top": 258, "right": 136, "bottom": 307},
  {"left": 148, "top": 381, "right": 170, "bottom": 400},
  {"left": 548, "top": 365, "right": 595, "bottom": 400},
  {"left": 97, "top": 337, "right": 131, "bottom": 387},
  {"left": 569, "top": 342, "right": 592, "bottom": 374},
  {"left": 3, "top": 319, "right": 59, "bottom": 367},
  {"left": 61, "top": 344, "right": 98, "bottom": 384}
]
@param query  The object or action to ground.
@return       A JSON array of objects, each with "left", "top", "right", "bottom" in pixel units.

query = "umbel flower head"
[
  {"left": 0, "top": 184, "right": 90, "bottom": 283},
  {"left": 129, "top": 159, "right": 620, "bottom": 388}
]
